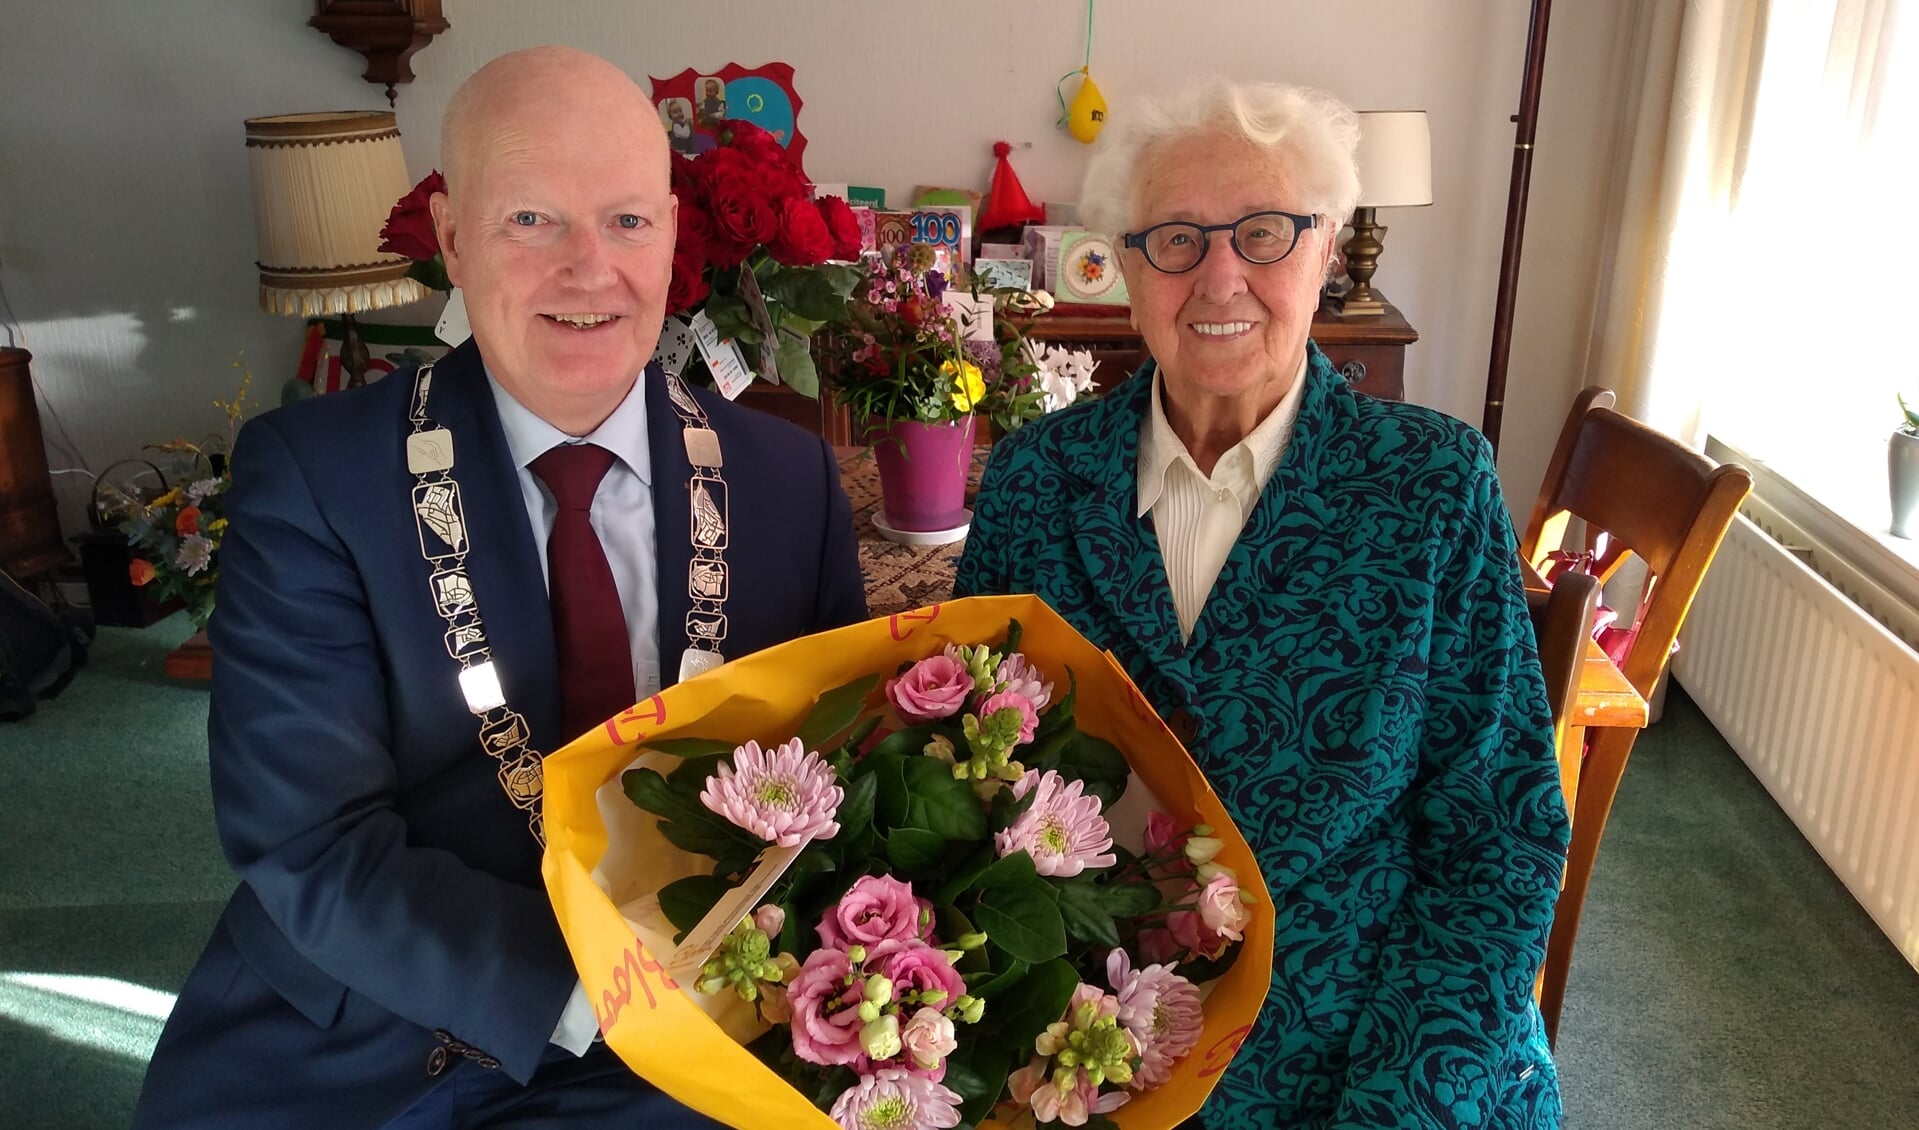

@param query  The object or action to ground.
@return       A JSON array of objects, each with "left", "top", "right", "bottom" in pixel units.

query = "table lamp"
[
  {"left": 244, "top": 110, "right": 430, "bottom": 386},
  {"left": 1338, "top": 110, "right": 1433, "bottom": 317}
]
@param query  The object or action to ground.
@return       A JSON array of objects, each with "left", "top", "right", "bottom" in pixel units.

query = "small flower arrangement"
[
  {"left": 1900, "top": 393, "right": 1919, "bottom": 436},
  {"left": 818, "top": 246, "right": 1098, "bottom": 434},
  {"left": 664, "top": 120, "right": 863, "bottom": 396},
  {"left": 119, "top": 358, "right": 255, "bottom": 630},
  {"left": 621, "top": 619, "right": 1253, "bottom": 1128}
]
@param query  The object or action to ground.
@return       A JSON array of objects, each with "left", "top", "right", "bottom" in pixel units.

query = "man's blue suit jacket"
[{"left": 134, "top": 338, "right": 865, "bottom": 1127}]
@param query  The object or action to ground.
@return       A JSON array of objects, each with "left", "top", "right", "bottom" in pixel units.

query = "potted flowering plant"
[
  {"left": 1892, "top": 394, "right": 1919, "bottom": 538},
  {"left": 817, "top": 247, "right": 1097, "bottom": 539},
  {"left": 663, "top": 120, "right": 865, "bottom": 397}
]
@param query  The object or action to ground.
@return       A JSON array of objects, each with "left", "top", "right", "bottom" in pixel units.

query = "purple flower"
[
  {"left": 789, "top": 947, "right": 867, "bottom": 1067},
  {"left": 699, "top": 737, "right": 843, "bottom": 847},
  {"left": 885, "top": 654, "right": 973, "bottom": 723},
  {"left": 993, "top": 653, "right": 1055, "bottom": 714},
  {"left": 817, "top": 875, "right": 933, "bottom": 951},
  {"left": 994, "top": 770, "right": 1117, "bottom": 878},
  {"left": 924, "top": 270, "right": 948, "bottom": 300},
  {"left": 1106, "top": 949, "right": 1203, "bottom": 1089},
  {"left": 828, "top": 1068, "right": 963, "bottom": 1130}
]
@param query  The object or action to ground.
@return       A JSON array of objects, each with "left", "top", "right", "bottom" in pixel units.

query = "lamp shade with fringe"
[{"left": 243, "top": 111, "right": 431, "bottom": 317}]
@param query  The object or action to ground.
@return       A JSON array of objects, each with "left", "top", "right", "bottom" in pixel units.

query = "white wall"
[{"left": 0, "top": 0, "right": 1627, "bottom": 538}]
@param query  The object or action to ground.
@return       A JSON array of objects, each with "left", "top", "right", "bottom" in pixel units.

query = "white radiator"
[{"left": 1675, "top": 500, "right": 1919, "bottom": 972}]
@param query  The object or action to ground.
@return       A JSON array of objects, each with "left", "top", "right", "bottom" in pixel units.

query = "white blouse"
[{"left": 1136, "top": 355, "right": 1308, "bottom": 640}]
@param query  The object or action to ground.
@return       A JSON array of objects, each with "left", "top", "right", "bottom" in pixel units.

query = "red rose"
[
  {"left": 666, "top": 251, "right": 710, "bottom": 316},
  {"left": 691, "top": 148, "right": 756, "bottom": 198},
  {"left": 379, "top": 171, "right": 445, "bottom": 261},
  {"left": 817, "top": 196, "right": 862, "bottom": 261},
  {"left": 676, "top": 202, "right": 719, "bottom": 265},
  {"left": 670, "top": 152, "right": 702, "bottom": 199},
  {"left": 711, "top": 182, "right": 780, "bottom": 252},
  {"left": 769, "top": 196, "right": 835, "bottom": 266},
  {"left": 722, "top": 120, "right": 793, "bottom": 171},
  {"left": 175, "top": 506, "right": 201, "bottom": 536},
  {"left": 128, "top": 558, "right": 156, "bottom": 586}
]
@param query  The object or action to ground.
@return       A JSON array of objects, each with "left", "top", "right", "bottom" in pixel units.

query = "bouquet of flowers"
[
  {"left": 118, "top": 359, "right": 254, "bottom": 630},
  {"left": 542, "top": 596, "right": 1273, "bottom": 1130},
  {"left": 817, "top": 247, "right": 1098, "bottom": 435},
  {"left": 663, "top": 120, "right": 863, "bottom": 397}
]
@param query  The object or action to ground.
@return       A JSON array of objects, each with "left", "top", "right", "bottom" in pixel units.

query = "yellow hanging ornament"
[{"left": 1065, "top": 67, "right": 1107, "bottom": 144}]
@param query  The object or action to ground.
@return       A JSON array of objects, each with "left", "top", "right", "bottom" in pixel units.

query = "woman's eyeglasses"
[{"left": 1121, "top": 210, "right": 1317, "bottom": 274}]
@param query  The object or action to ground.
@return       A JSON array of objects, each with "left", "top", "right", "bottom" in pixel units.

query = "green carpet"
[{"left": 3, "top": 619, "right": 1917, "bottom": 1127}]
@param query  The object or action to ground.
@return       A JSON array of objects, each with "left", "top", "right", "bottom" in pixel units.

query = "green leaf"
[
  {"left": 668, "top": 752, "right": 730, "bottom": 791},
  {"left": 1088, "top": 879, "right": 1162, "bottom": 918},
  {"left": 765, "top": 267, "right": 850, "bottom": 323},
  {"left": 796, "top": 673, "right": 881, "bottom": 751},
  {"left": 658, "top": 875, "right": 734, "bottom": 933},
  {"left": 1053, "top": 733, "right": 1130, "bottom": 809},
  {"left": 775, "top": 332, "right": 820, "bottom": 398},
  {"left": 885, "top": 827, "right": 947, "bottom": 876},
  {"left": 932, "top": 843, "right": 999, "bottom": 906},
  {"left": 949, "top": 1039, "right": 1012, "bottom": 1128},
  {"left": 1000, "top": 618, "right": 1023, "bottom": 657},
  {"left": 969, "top": 849, "right": 1038, "bottom": 895},
  {"left": 967, "top": 957, "right": 1029, "bottom": 999},
  {"left": 706, "top": 292, "right": 760, "bottom": 344},
  {"left": 901, "top": 756, "right": 989, "bottom": 841},
  {"left": 868, "top": 724, "right": 952, "bottom": 762},
  {"left": 834, "top": 771, "right": 879, "bottom": 843},
  {"left": 937, "top": 904, "right": 992, "bottom": 975},
  {"left": 1052, "top": 878, "right": 1120, "bottom": 948},
  {"left": 984, "top": 958, "right": 1077, "bottom": 1062},
  {"left": 867, "top": 752, "right": 912, "bottom": 827},
  {"left": 838, "top": 715, "right": 882, "bottom": 755},
  {"left": 974, "top": 873, "right": 1066, "bottom": 964},
  {"left": 622, "top": 768, "right": 760, "bottom": 859},
  {"left": 1033, "top": 669, "right": 1078, "bottom": 741}
]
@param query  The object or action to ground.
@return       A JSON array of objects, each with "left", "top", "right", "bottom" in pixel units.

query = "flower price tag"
[
  {"left": 690, "top": 310, "right": 755, "bottom": 401},
  {"left": 662, "top": 840, "right": 805, "bottom": 986}
]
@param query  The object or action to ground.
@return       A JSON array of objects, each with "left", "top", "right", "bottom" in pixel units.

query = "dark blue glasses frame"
[{"left": 1121, "top": 210, "right": 1319, "bottom": 274}]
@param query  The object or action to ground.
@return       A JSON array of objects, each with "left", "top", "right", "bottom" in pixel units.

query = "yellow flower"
[
  {"left": 150, "top": 488, "right": 183, "bottom": 509},
  {"left": 943, "top": 359, "right": 985, "bottom": 413}
]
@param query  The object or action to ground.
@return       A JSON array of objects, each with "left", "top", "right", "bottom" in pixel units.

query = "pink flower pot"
[{"left": 873, "top": 417, "right": 976, "bottom": 532}]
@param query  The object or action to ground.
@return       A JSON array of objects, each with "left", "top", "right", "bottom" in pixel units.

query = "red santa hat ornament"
[{"left": 978, "top": 140, "right": 1046, "bottom": 234}]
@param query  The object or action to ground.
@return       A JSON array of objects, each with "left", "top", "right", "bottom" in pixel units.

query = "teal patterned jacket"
[{"left": 955, "top": 347, "right": 1570, "bottom": 1129}]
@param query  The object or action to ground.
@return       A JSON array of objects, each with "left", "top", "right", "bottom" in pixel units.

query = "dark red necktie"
[{"left": 529, "top": 443, "right": 635, "bottom": 741}]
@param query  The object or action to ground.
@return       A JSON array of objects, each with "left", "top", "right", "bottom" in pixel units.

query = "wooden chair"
[
  {"left": 1528, "top": 570, "right": 1603, "bottom": 759},
  {"left": 1521, "top": 387, "right": 1753, "bottom": 1047}
]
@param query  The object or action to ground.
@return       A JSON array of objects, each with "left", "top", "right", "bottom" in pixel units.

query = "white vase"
[{"left": 1891, "top": 428, "right": 1919, "bottom": 539}]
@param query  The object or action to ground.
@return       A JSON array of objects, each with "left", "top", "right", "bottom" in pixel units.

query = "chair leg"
[{"left": 1540, "top": 724, "right": 1643, "bottom": 1049}]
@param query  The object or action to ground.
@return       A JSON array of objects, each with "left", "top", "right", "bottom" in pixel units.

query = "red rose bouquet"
[{"left": 668, "top": 120, "right": 863, "bottom": 397}]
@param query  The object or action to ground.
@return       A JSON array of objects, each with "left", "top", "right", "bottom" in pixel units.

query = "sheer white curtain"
[{"left": 1583, "top": 0, "right": 1916, "bottom": 500}]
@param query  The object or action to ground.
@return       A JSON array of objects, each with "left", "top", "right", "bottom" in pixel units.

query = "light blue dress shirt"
[{"left": 486, "top": 370, "right": 662, "bottom": 700}]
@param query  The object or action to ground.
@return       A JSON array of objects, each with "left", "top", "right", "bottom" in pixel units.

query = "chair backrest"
[
  {"left": 1527, "top": 571, "right": 1603, "bottom": 745},
  {"left": 1520, "top": 388, "right": 1753, "bottom": 698}
]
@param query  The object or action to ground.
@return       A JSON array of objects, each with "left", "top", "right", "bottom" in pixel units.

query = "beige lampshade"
[
  {"left": 1355, "top": 110, "right": 1434, "bottom": 208},
  {"left": 244, "top": 111, "right": 431, "bottom": 317}
]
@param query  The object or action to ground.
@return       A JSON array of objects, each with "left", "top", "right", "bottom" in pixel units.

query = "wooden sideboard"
[{"left": 737, "top": 299, "right": 1420, "bottom": 444}]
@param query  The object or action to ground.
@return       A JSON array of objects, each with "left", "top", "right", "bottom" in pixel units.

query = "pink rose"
[
  {"left": 1137, "top": 926, "right": 1182, "bottom": 965},
  {"left": 817, "top": 874, "right": 932, "bottom": 950},
  {"left": 885, "top": 655, "right": 973, "bottom": 723},
  {"left": 1196, "top": 870, "right": 1250, "bottom": 939},
  {"left": 867, "top": 939, "right": 967, "bottom": 1016},
  {"left": 977, "top": 690, "right": 1039, "bottom": 745},
  {"left": 900, "top": 1006, "right": 958, "bottom": 1076},
  {"left": 754, "top": 903, "right": 785, "bottom": 938},
  {"left": 788, "top": 948, "right": 865, "bottom": 1066},
  {"left": 1142, "top": 811, "right": 1182, "bottom": 857}
]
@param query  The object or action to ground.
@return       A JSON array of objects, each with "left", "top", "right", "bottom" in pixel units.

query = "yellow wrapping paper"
[{"left": 542, "top": 595, "right": 1274, "bottom": 1129}]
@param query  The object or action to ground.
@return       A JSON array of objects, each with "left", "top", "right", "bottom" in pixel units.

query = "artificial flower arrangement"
[
  {"left": 662, "top": 120, "right": 864, "bottom": 398},
  {"left": 817, "top": 245, "right": 1099, "bottom": 434},
  {"left": 118, "top": 358, "right": 254, "bottom": 630},
  {"left": 541, "top": 596, "right": 1273, "bottom": 1130}
]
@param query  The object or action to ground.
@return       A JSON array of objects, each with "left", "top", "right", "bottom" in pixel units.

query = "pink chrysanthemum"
[
  {"left": 993, "top": 770, "right": 1117, "bottom": 878},
  {"left": 828, "top": 1068, "right": 963, "bottom": 1130},
  {"left": 993, "top": 652, "right": 1055, "bottom": 713},
  {"left": 1106, "top": 949, "right": 1203, "bottom": 1089},
  {"left": 699, "top": 737, "right": 843, "bottom": 847}
]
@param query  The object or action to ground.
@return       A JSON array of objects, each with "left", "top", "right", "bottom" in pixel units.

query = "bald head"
[
  {"left": 442, "top": 46, "right": 667, "bottom": 200},
  {"left": 428, "top": 46, "right": 678, "bottom": 436}
]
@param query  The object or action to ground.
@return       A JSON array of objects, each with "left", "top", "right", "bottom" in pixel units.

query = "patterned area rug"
[{"left": 836, "top": 446, "right": 987, "bottom": 616}]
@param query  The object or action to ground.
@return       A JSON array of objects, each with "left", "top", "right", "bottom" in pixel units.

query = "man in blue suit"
[{"left": 133, "top": 47, "right": 865, "bottom": 1128}]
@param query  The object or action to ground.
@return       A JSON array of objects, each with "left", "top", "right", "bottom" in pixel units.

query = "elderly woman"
[{"left": 956, "top": 81, "right": 1570, "bottom": 1128}]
